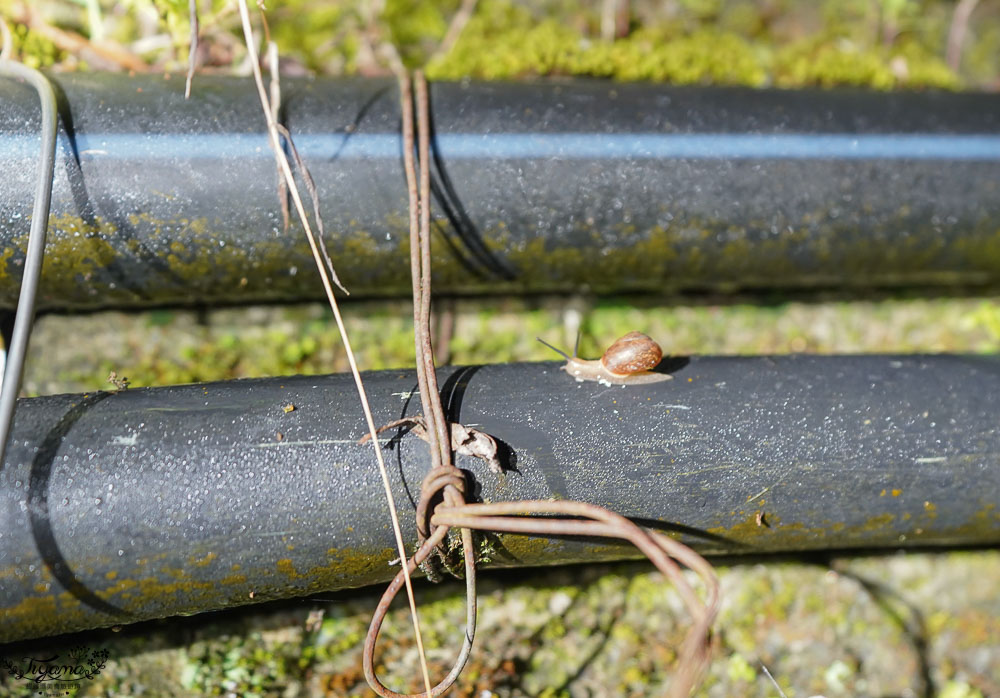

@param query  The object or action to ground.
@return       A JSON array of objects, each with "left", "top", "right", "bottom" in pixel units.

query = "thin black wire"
[{"left": 0, "top": 61, "right": 58, "bottom": 468}]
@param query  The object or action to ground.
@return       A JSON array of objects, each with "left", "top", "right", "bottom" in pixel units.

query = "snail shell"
[
  {"left": 601, "top": 331, "right": 663, "bottom": 376},
  {"left": 562, "top": 332, "right": 671, "bottom": 385}
]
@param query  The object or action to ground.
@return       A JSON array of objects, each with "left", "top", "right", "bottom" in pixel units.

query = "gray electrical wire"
[{"left": 0, "top": 60, "right": 58, "bottom": 467}]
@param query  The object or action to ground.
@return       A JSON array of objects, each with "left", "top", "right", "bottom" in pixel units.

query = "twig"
[
  {"left": 947, "top": 0, "right": 981, "bottom": 72},
  {"left": 434, "top": 298, "right": 455, "bottom": 366},
  {"left": 267, "top": 40, "right": 290, "bottom": 233},
  {"left": 85, "top": 0, "right": 104, "bottom": 43},
  {"left": 233, "top": 2, "right": 432, "bottom": 696},
  {"left": 601, "top": 0, "right": 615, "bottom": 41},
  {"left": 185, "top": 0, "right": 199, "bottom": 98},
  {"left": 600, "top": 0, "right": 630, "bottom": 41},
  {"left": 276, "top": 123, "right": 344, "bottom": 294},
  {"left": 357, "top": 0, "right": 405, "bottom": 76},
  {"left": 614, "top": 0, "right": 630, "bottom": 39},
  {"left": 430, "top": 0, "right": 478, "bottom": 62},
  {"left": 265, "top": 39, "right": 345, "bottom": 293},
  {"left": 19, "top": 7, "right": 148, "bottom": 73},
  {"left": 760, "top": 662, "right": 789, "bottom": 698},
  {"left": 0, "top": 16, "right": 12, "bottom": 62},
  {"left": 297, "top": 10, "right": 719, "bottom": 694}
]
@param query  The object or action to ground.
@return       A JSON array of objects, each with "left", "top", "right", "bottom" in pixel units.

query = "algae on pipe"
[
  {"left": 1, "top": 75, "right": 1000, "bottom": 309},
  {"left": 2, "top": 355, "right": 1000, "bottom": 642}
]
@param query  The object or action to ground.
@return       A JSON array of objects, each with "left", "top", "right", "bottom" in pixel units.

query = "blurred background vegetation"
[
  {"left": 1, "top": 0, "right": 999, "bottom": 696},
  {"left": 2, "top": 0, "right": 999, "bottom": 87}
]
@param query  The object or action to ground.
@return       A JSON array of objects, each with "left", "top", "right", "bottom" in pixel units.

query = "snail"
[{"left": 538, "top": 331, "right": 672, "bottom": 385}]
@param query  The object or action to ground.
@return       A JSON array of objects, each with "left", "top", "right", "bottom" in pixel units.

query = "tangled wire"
[{"left": 361, "top": 71, "right": 721, "bottom": 698}]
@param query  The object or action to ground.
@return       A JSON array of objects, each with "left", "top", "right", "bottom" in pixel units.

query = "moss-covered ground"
[
  {"left": 2, "top": 293, "right": 998, "bottom": 697},
  {"left": 17, "top": 292, "right": 1000, "bottom": 396},
  {"left": 1, "top": 0, "right": 1000, "bottom": 696},
  {"left": 2, "top": 0, "right": 999, "bottom": 89}
]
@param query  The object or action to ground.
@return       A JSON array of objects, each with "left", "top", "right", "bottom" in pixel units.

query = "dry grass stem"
[
  {"left": 761, "top": 662, "right": 790, "bottom": 698},
  {"left": 356, "top": 0, "right": 405, "bottom": 76},
  {"left": 234, "top": 2, "right": 433, "bottom": 695},
  {"left": 265, "top": 40, "right": 343, "bottom": 293},
  {"left": 266, "top": 40, "right": 291, "bottom": 233},
  {"left": 185, "top": 0, "right": 198, "bottom": 98},
  {"left": 276, "top": 123, "right": 344, "bottom": 293},
  {"left": 19, "top": 6, "right": 147, "bottom": 72},
  {"left": 431, "top": 0, "right": 479, "bottom": 62},
  {"left": 601, "top": 0, "right": 617, "bottom": 41},
  {"left": 433, "top": 299, "right": 455, "bottom": 365},
  {"left": 0, "top": 16, "right": 13, "bottom": 61},
  {"left": 947, "top": 0, "right": 981, "bottom": 71},
  {"left": 85, "top": 0, "right": 104, "bottom": 42}
]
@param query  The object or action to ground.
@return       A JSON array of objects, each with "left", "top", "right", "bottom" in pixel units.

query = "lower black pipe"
[{"left": 1, "top": 354, "right": 999, "bottom": 642}]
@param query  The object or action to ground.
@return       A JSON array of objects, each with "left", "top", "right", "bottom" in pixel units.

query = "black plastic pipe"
[
  {"left": 2, "top": 75, "right": 1000, "bottom": 309},
  {"left": 1, "top": 355, "right": 999, "bottom": 642}
]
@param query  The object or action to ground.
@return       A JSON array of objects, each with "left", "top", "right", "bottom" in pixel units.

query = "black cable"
[{"left": 0, "top": 61, "right": 57, "bottom": 467}]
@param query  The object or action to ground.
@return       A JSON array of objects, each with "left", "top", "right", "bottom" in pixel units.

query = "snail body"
[{"left": 542, "top": 331, "right": 672, "bottom": 385}]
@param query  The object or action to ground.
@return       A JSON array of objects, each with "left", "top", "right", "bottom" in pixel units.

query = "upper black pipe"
[
  {"left": 1, "top": 75, "right": 1000, "bottom": 309},
  {"left": 1, "top": 355, "right": 999, "bottom": 642}
]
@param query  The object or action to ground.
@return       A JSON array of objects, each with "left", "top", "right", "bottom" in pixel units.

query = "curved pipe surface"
[
  {"left": 1, "top": 76, "right": 1000, "bottom": 309},
  {"left": 1, "top": 355, "right": 999, "bottom": 642}
]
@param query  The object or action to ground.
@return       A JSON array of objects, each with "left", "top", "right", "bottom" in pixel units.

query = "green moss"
[
  {"left": 726, "top": 653, "right": 757, "bottom": 682},
  {"left": 5, "top": 21, "right": 67, "bottom": 69},
  {"left": 381, "top": 0, "right": 451, "bottom": 63},
  {"left": 419, "top": 0, "right": 961, "bottom": 88},
  {"left": 269, "top": 1, "right": 354, "bottom": 72},
  {"left": 773, "top": 34, "right": 959, "bottom": 89},
  {"left": 6, "top": 0, "right": 995, "bottom": 89},
  {"left": 964, "top": 21, "right": 1000, "bottom": 87},
  {"left": 425, "top": 7, "right": 768, "bottom": 85},
  {"left": 24, "top": 288, "right": 1000, "bottom": 397},
  {"left": 314, "top": 609, "right": 366, "bottom": 658},
  {"left": 941, "top": 681, "right": 986, "bottom": 698}
]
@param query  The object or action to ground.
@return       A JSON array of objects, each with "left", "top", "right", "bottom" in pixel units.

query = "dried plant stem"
[
  {"left": 434, "top": 299, "right": 455, "bottom": 366},
  {"left": 430, "top": 0, "right": 478, "bottom": 62},
  {"left": 276, "top": 122, "right": 342, "bottom": 290},
  {"left": 234, "top": 3, "right": 433, "bottom": 696},
  {"left": 86, "top": 0, "right": 104, "bottom": 42},
  {"left": 0, "top": 16, "right": 13, "bottom": 61},
  {"left": 947, "top": 0, "right": 980, "bottom": 71},
  {"left": 19, "top": 5, "right": 147, "bottom": 72},
  {"left": 266, "top": 39, "right": 290, "bottom": 233},
  {"left": 600, "top": 0, "right": 617, "bottom": 41},
  {"left": 266, "top": 40, "right": 345, "bottom": 292},
  {"left": 761, "top": 663, "right": 790, "bottom": 698},
  {"left": 185, "top": 0, "right": 198, "bottom": 98}
]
